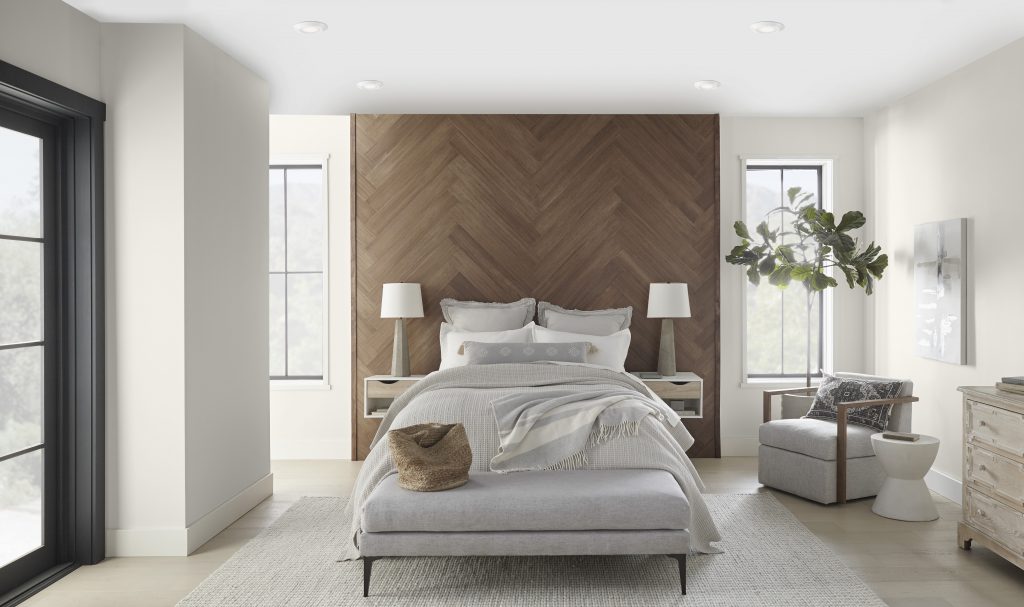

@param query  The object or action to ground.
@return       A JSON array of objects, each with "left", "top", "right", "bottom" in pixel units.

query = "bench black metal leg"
[
  {"left": 363, "top": 557, "right": 377, "bottom": 597},
  {"left": 669, "top": 554, "right": 686, "bottom": 595}
]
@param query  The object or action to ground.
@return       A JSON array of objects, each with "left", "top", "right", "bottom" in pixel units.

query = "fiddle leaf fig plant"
[{"left": 726, "top": 186, "right": 888, "bottom": 386}]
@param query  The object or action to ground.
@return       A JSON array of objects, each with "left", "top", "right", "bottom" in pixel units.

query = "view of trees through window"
[
  {"left": 269, "top": 166, "right": 325, "bottom": 380},
  {"left": 0, "top": 125, "right": 45, "bottom": 566},
  {"left": 745, "top": 164, "right": 825, "bottom": 378}
]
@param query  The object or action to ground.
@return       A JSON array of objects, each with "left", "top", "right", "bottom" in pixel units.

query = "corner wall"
[
  {"left": 268, "top": 115, "right": 352, "bottom": 460},
  {"left": 719, "top": 117, "right": 868, "bottom": 455},
  {"left": 867, "top": 37, "right": 1024, "bottom": 497}
]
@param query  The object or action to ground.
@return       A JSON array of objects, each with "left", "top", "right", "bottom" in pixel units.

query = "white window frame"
[
  {"left": 739, "top": 157, "right": 835, "bottom": 387},
  {"left": 269, "top": 154, "right": 331, "bottom": 391}
]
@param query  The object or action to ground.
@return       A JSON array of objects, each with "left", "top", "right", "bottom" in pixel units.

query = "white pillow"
[
  {"left": 532, "top": 325, "right": 631, "bottom": 372},
  {"left": 440, "top": 298, "right": 536, "bottom": 332},
  {"left": 439, "top": 322, "right": 534, "bottom": 369}
]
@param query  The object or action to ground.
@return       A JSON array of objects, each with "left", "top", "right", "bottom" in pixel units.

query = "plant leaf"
[
  {"left": 790, "top": 264, "right": 814, "bottom": 281},
  {"left": 836, "top": 211, "right": 866, "bottom": 233},
  {"left": 758, "top": 255, "right": 777, "bottom": 276},
  {"left": 746, "top": 264, "right": 761, "bottom": 286},
  {"left": 769, "top": 266, "right": 793, "bottom": 288},
  {"left": 734, "top": 221, "right": 752, "bottom": 240},
  {"left": 866, "top": 254, "right": 888, "bottom": 279},
  {"left": 755, "top": 220, "right": 774, "bottom": 243},
  {"left": 838, "top": 265, "right": 857, "bottom": 289}
]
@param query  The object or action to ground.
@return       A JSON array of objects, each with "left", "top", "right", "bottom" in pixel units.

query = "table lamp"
[
  {"left": 381, "top": 283, "right": 423, "bottom": 377},
  {"left": 647, "top": 283, "right": 691, "bottom": 377}
]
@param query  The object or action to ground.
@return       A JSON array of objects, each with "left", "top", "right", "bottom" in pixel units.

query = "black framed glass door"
[{"left": 0, "top": 106, "right": 59, "bottom": 596}]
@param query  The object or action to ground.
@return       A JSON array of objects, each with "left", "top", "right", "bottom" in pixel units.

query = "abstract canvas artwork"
[{"left": 914, "top": 218, "right": 967, "bottom": 364}]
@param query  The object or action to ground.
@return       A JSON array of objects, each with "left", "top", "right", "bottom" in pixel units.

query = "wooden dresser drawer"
[
  {"left": 967, "top": 445, "right": 1024, "bottom": 509},
  {"left": 366, "top": 378, "right": 418, "bottom": 399},
  {"left": 967, "top": 400, "right": 1024, "bottom": 458},
  {"left": 966, "top": 488, "right": 1024, "bottom": 556},
  {"left": 647, "top": 380, "right": 702, "bottom": 400}
]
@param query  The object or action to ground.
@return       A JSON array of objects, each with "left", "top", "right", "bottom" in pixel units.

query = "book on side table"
[
  {"left": 996, "top": 381, "right": 1024, "bottom": 395},
  {"left": 881, "top": 431, "right": 920, "bottom": 442}
]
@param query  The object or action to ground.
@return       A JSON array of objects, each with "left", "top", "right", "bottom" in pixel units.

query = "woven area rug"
[{"left": 177, "top": 493, "right": 885, "bottom": 606}]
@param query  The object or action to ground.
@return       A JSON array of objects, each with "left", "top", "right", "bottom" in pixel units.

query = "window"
[
  {"left": 268, "top": 160, "right": 328, "bottom": 382},
  {"left": 742, "top": 159, "right": 833, "bottom": 381}
]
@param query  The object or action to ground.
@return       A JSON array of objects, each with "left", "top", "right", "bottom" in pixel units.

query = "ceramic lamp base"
[{"left": 391, "top": 318, "right": 410, "bottom": 377}]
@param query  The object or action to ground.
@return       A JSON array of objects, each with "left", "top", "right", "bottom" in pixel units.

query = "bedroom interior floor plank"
[{"left": 21, "top": 458, "right": 1024, "bottom": 607}]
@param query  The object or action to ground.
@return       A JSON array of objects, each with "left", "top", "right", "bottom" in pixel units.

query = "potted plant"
[{"left": 725, "top": 187, "right": 888, "bottom": 387}]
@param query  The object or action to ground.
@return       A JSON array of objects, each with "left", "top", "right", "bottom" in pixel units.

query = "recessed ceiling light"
[
  {"left": 356, "top": 80, "right": 384, "bottom": 91},
  {"left": 293, "top": 21, "right": 328, "bottom": 34},
  {"left": 750, "top": 21, "right": 785, "bottom": 34},
  {"left": 693, "top": 80, "right": 721, "bottom": 91}
]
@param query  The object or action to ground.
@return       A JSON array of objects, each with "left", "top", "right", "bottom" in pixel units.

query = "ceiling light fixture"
[
  {"left": 357, "top": 80, "right": 384, "bottom": 91},
  {"left": 293, "top": 21, "right": 328, "bottom": 34},
  {"left": 750, "top": 21, "right": 785, "bottom": 34},
  {"left": 693, "top": 80, "right": 721, "bottom": 91}
]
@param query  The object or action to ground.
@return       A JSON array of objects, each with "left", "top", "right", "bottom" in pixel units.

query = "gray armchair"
[{"left": 758, "top": 372, "right": 919, "bottom": 504}]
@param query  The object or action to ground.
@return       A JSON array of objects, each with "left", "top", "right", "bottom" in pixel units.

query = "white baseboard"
[
  {"left": 186, "top": 472, "right": 273, "bottom": 553},
  {"left": 721, "top": 437, "right": 759, "bottom": 457},
  {"left": 924, "top": 467, "right": 962, "bottom": 505},
  {"left": 270, "top": 438, "right": 349, "bottom": 460},
  {"left": 106, "top": 473, "right": 273, "bottom": 557}
]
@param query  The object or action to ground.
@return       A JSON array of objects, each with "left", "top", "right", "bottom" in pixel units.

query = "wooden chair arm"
[
  {"left": 762, "top": 387, "right": 818, "bottom": 423},
  {"left": 835, "top": 394, "right": 919, "bottom": 504}
]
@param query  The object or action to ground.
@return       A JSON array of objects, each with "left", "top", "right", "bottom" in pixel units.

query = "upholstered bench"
[{"left": 358, "top": 469, "right": 691, "bottom": 596}]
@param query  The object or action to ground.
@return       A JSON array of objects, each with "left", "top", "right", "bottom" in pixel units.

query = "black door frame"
[{"left": 0, "top": 59, "right": 105, "bottom": 606}]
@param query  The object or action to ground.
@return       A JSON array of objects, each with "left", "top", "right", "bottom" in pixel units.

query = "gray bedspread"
[{"left": 341, "top": 363, "right": 722, "bottom": 558}]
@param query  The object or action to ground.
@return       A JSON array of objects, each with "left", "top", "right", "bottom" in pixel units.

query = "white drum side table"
[{"left": 870, "top": 433, "right": 940, "bottom": 521}]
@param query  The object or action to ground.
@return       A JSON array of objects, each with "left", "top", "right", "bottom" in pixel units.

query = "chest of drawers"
[{"left": 957, "top": 386, "right": 1024, "bottom": 572}]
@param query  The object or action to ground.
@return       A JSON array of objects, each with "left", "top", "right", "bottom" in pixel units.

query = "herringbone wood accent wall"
[{"left": 352, "top": 114, "right": 720, "bottom": 460}]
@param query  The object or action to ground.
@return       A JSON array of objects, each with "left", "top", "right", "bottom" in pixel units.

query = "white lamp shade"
[
  {"left": 381, "top": 283, "right": 424, "bottom": 318},
  {"left": 647, "top": 283, "right": 691, "bottom": 318}
]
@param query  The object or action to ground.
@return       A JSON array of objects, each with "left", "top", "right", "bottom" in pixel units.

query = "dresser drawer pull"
[
  {"left": 978, "top": 420, "right": 987, "bottom": 427},
  {"left": 976, "top": 508, "right": 985, "bottom": 517},
  {"left": 978, "top": 464, "right": 987, "bottom": 472}
]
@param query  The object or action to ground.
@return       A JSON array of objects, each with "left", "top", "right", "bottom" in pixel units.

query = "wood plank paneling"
[{"left": 352, "top": 114, "right": 720, "bottom": 460}]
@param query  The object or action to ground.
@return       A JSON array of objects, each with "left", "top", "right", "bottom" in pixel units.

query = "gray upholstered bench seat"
[
  {"left": 361, "top": 469, "right": 689, "bottom": 533},
  {"left": 357, "top": 469, "right": 691, "bottom": 596}
]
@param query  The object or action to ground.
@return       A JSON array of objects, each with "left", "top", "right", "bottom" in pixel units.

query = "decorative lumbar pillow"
[
  {"left": 804, "top": 374, "right": 904, "bottom": 431},
  {"left": 537, "top": 302, "right": 633, "bottom": 336},
  {"left": 440, "top": 298, "right": 536, "bottom": 332},
  {"left": 388, "top": 423, "right": 472, "bottom": 492},
  {"left": 532, "top": 325, "right": 631, "bottom": 372},
  {"left": 463, "top": 341, "right": 590, "bottom": 365},
  {"left": 439, "top": 322, "right": 534, "bottom": 369}
]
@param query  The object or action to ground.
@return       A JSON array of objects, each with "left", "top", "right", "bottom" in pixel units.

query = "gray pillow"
[
  {"left": 537, "top": 302, "right": 632, "bottom": 336},
  {"left": 463, "top": 341, "right": 590, "bottom": 365},
  {"left": 440, "top": 298, "right": 536, "bottom": 332},
  {"left": 804, "top": 374, "right": 904, "bottom": 431}
]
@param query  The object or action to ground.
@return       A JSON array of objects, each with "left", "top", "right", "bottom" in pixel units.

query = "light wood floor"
[{"left": 21, "top": 457, "right": 1024, "bottom": 606}]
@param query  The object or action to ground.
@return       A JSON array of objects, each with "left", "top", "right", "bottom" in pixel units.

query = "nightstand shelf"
[
  {"left": 363, "top": 375, "right": 426, "bottom": 418},
  {"left": 632, "top": 372, "right": 704, "bottom": 419}
]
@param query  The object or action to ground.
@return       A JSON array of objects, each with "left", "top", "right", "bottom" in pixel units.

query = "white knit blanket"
[
  {"left": 341, "top": 363, "right": 722, "bottom": 558},
  {"left": 489, "top": 389, "right": 681, "bottom": 472}
]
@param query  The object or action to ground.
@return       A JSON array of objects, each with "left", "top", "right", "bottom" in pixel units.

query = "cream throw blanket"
[{"left": 489, "top": 389, "right": 681, "bottom": 472}]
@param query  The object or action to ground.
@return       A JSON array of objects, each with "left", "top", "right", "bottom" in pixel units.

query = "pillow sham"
[
  {"left": 440, "top": 297, "right": 536, "bottom": 332},
  {"left": 804, "top": 374, "right": 904, "bottom": 431},
  {"left": 537, "top": 302, "right": 633, "bottom": 336},
  {"left": 463, "top": 341, "right": 590, "bottom": 365},
  {"left": 532, "top": 325, "right": 631, "bottom": 372},
  {"left": 439, "top": 322, "right": 534, "bottom": 370}
]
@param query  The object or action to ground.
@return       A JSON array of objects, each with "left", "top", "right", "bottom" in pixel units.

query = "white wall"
[
  {"left": 719, "top": 118, "right": 868, "bottom": 455},
  {"left": 182, "top": 28, "right": 271, "bottom": 526},
  {"left": 102, "top": 23, "right": 188, "bottom": 541},
  {"left": 102, "top": 23, "right": 271, "bottom": 555},
  {"left": 0, "top": 0, "right": 101, "bottom": 99},
  {"left": 866, "top": 37, "right": 1024, "bottom": 490},
  {"left": 268, "top": 115, "right": 352, "bottom": 460}
]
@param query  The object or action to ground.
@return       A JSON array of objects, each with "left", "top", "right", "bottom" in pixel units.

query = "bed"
[{"left": 342, "top": 362, "right": 721, "bottom": 596}]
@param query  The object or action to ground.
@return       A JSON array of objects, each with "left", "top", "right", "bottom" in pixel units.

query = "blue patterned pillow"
[
  {"left": 462, "top": 341, "right": 590, "bottom": 365},
  {"left": 804, "top": 374, "right": 903, "bottom": 431}
]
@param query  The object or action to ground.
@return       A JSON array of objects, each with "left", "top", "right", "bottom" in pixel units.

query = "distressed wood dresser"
[{"left": 956, "top": 386, "right": 1024, "bottom": 571}]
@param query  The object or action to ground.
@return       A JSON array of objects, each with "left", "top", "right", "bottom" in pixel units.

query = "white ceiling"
[{"left": 65, "top": 0, "right": 1024, "bottom": 116}]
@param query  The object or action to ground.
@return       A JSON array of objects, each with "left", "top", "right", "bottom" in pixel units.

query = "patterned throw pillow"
[
  {"left": 804, "top": 374, "right": 904, "bottom": 431},
  {"left": 462, "top": 341, "right": 590, "bottom": 365}
]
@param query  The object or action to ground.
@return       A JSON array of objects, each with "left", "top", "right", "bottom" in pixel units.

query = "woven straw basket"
[{"left": 388, "top": 423, "right": 472, "bottom": 491}]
